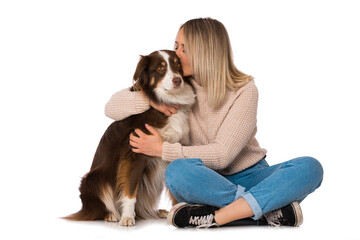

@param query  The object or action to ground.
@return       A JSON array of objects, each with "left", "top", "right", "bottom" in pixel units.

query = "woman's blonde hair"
[{"left": 181, "top": 18, "right": 253, "bottom": 108}]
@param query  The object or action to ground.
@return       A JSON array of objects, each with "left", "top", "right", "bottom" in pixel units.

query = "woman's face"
[{"left": 174, "top": 28, "right": 193, "bottom": 77}]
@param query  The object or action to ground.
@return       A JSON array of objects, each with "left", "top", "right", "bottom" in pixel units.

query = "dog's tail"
[
  {"left": 62, "top": 208, "right": 101, "bottom": 221},
  {"left": 63, "top": 170, "right": 108, "bottom": 221}
]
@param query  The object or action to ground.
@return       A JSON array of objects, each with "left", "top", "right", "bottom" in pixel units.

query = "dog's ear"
[{"left": 132, "top": 55, "right": 150, "bottom": 91}]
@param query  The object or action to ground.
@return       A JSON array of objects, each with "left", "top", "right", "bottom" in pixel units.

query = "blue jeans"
[{"left": 165, "top": 156, "right": 323, "bottom": 220}]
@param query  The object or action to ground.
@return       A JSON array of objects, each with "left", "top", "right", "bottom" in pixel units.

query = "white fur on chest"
[{"left": 156, "top": 107, "right": 191, "bottom": 145}]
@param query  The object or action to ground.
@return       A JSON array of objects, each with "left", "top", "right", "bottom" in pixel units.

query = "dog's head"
[{"left": 132, "top": 50, "right": 194, "bottom": 105}]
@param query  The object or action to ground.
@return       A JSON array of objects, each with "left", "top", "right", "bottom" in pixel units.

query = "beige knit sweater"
[{"left": 105, "top": 79, "right": 267, "bottom": 175}]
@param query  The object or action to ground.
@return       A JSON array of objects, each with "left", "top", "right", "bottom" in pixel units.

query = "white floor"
[
  {"left": 5, "top": 210, "right": 357, "bottom": 240},
  {"left": 2, "top": 188, "right": 358, "bottom": 240}
]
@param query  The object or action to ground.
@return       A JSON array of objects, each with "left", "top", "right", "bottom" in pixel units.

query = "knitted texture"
[
  {"left": 105, "top": 80, "right": 267, "bottom": 175},
  {"left": 105, "top": 88, "right": 150, "bottom": 120}
]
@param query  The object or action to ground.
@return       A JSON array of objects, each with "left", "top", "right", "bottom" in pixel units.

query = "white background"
[{"left": 1, "top": 0, "right": 359, "bottom": 239}]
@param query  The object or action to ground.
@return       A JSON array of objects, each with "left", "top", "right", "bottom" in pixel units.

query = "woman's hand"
[
  {"left": 150, "top": 100, "right": 179, "bottom": 117},
  {"left": 130, "top": 124, "right": 163, "bottom": 157}
]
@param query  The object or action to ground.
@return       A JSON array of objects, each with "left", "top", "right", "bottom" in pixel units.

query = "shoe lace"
[
  {"left": 263, "top": 209, "right": 283, "bottom": 227},
  {"left": 189, "top": 214, "right": 217, "bottom": 228}
]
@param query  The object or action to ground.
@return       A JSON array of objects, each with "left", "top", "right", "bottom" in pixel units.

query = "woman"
[{"left": 105, "top": 18, "right": 323, "bottom": 228}]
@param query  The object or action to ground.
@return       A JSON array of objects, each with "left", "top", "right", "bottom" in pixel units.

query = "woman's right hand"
[{"left": 150, "top": 100, "right": 179, "bottom": 117}]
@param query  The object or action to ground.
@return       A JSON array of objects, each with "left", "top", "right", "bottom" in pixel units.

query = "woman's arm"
[
  {"left": 162, "top": 83, "right": 259, "bottom": 171},
  {"left": 104, "top": 88, "right": 150, "bottom": 121},
  {"left": 105, "top": 88, "right": 181, "bottom": 121}
]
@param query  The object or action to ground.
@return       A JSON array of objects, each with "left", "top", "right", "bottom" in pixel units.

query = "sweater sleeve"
[
  {"left": 162, "top": 83, "right": 258, "bottom": 171},
  {"left": 104, "top": 88, "right": 150, "bottom": 121}
]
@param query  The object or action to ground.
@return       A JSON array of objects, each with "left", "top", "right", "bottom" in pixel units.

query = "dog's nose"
[{"left": 173, "top": 77, "right": 182, "bottom": 87}]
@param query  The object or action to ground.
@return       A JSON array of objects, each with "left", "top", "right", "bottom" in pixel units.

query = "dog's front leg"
[
  {"left": 119, "top": 195, "right": 137, "bottom": 226},
  {"left": 116, "top": 157, "right": 149, "bottom": 226}
]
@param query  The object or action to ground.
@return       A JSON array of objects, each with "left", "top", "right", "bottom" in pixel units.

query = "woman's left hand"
[{"left": 129, "top": 124, "right": 163, "bottom": 157}]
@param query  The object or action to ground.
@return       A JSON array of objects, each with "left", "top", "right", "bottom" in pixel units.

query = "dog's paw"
[
  {"left": 157, "top": 209, "right": 169, "bottom": 218},
  {"left": 120, "top": 216, "right": 135, "bottom": 226},
  {"left": 104, "top": 213, "right": 118, "bottom": 222}
]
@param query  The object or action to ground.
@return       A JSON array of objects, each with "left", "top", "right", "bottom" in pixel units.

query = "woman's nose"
[{"left": 175, "top": 48, "right": 182, "bottom": 58}]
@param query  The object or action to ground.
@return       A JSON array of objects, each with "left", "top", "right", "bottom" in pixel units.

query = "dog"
[{"left": 63, "top": 50, "right": 196, "bottom": 226}]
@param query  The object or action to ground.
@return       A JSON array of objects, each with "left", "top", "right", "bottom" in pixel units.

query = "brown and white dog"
[{"left": 64, "top": 50, "right": 195, "bottom": 226}]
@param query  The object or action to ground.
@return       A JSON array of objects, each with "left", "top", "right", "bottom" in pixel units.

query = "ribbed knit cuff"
[
  {"left": 133, "top": 92, "right": 150, "bottom": 113},
  {"left": 162, "top": 141, "right": 184, "bottom": 162}
]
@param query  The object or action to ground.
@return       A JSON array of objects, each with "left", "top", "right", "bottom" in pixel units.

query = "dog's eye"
[
  {"left": 157, "top": 66, "right": 165, "bottom": 71},
  {"left": 176, "top": 63, "right": 181, "bottom": 68}
]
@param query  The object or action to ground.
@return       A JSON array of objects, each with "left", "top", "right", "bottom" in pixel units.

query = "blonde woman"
[{"left": 105, "top": 18, "right": 323, "bottom": 228}]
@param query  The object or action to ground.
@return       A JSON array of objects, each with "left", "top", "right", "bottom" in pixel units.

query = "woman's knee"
[
  {"left": 299, "top": 156, "right": 324, "bottom": 186},
  {"left": 165, "top": 158, "right": 202, "bottom": 187}
]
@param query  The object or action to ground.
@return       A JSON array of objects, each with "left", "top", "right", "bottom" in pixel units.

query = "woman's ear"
[{"left": 132, "top": 55, "right": 150, "bottom": 91}]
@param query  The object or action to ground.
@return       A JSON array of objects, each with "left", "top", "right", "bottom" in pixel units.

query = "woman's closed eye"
[{"left": 174, "top": 42, "right": 185, "bottom": 53}]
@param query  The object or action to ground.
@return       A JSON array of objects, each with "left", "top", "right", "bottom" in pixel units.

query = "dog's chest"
[{"left": 156, "top": 108, "right": 190, "bottom": 145}]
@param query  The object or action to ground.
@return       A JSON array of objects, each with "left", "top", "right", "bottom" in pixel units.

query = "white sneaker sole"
[{"left": 292, "top": 201, "right": 303, "bottom": 227}]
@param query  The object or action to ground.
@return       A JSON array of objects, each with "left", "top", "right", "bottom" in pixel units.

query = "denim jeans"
[{"left": 165, "top": 156, "right": 323, "bottom": 220}]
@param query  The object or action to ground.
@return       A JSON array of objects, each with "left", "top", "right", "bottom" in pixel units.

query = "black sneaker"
[
  {"left": 263, "top": 201, "right": 303, "bottom": 227},
  {"left": 167, "top": 202, "right": 219, "bottom": 228}
]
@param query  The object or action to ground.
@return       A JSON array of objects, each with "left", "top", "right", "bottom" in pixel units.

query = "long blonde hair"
[{"left": 181, "top": 18, "right": 253, "bottom": 108}]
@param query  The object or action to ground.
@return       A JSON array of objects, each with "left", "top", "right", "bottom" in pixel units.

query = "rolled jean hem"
[
  {"left": 242, "top": 192, "right": 263, "bottom": 220},
  {"left": 234, "top": 185, "right": 246, "bottom": 200}
]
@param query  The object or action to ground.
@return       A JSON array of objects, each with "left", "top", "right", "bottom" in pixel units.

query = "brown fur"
[{"left": 63, "top": 50, "right": 193, "bottom": 224}]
